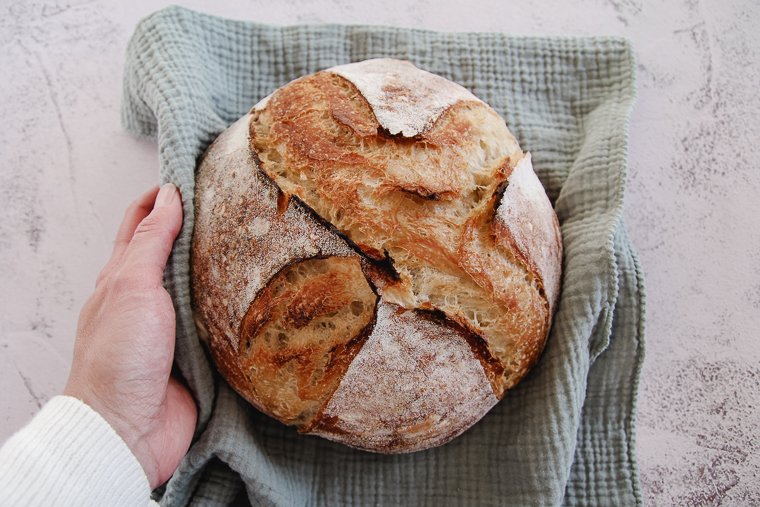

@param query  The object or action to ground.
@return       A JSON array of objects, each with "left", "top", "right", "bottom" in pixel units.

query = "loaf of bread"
[{"left": 191, "top": 58, "right": 562, "bottom": 453}]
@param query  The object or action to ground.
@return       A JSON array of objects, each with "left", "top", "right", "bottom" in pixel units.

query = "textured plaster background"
[{"left": 1, "top": 0, "right": 758, "bottom": 504}]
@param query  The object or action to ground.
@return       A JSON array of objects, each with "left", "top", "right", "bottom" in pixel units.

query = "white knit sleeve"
[{"left": 0, "top": 395, "right": 158, "bottom": 506}]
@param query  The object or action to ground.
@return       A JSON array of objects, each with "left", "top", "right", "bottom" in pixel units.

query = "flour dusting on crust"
[
  {"left": 192, "top": 115, "right": 354, "bottom": 352},
  {"left": 495, "top": 154, "right": 563, "bottom": 310},
  {"left": 308, "top": 301, "right": 498, "bottom": 453},
  {"left": 193, "top": 61, "right": 563, "bottom": 454},
  {"left": 328, "top": 58, "right": 482, "bottom": 137}
]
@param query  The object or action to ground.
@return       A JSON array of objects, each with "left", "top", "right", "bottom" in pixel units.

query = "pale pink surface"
[{"left": 1, "top": 1, "right": 758, "bottom": 504}]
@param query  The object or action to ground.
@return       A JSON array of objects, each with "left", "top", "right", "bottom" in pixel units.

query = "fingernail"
[{"left": 156, "top": 183, "right": 178, "bottom": 207}]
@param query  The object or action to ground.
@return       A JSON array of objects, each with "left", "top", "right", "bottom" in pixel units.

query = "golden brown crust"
[
  {"left": 191, "top": 59, "right": 563, "bottom": 453},
  {"left": 493, "top": 154, "right": 564, "bottom": 313},
  {"left": 329, "top": 58, "right": 482, "bottom": 137},
  {"left": 250, "top": 68, "right": 552, "bottom": 396},
  {"left": 237, "top": 256, "right": 378, "bottom": 425},
  {"left": 190, "top": 115, "right": 359, "bottom": 418},
  {"left": 306, "top": 302, "right": 498, "bottom": 453}
]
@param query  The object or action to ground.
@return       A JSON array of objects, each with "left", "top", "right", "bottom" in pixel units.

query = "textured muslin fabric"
[{"left": 121, "top": 6, "right": 644, "bottom": 506}]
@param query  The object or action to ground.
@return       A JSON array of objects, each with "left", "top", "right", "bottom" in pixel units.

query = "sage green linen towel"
[{"left": 121, "top": 6, "right": 644, "bottom": 506}]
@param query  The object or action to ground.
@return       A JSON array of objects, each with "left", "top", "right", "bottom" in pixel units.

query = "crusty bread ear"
[
  {"left": 191, "top": 59, "right": 562, "bottom": 453},
  {"left": 238, "top": 256, "right": 377, "bottom": 426}
]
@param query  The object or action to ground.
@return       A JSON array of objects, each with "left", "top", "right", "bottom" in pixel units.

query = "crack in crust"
[{"left": 249, "top": 66, "right": 555, "bottom": 395}]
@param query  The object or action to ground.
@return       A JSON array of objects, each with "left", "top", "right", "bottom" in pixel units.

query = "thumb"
[{"left": 119, "top": 183, "right": 183, "bottom": 289}]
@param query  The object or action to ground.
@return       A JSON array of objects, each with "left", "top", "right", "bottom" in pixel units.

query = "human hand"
[{"left": 64, "top": 183, "right": 197, "bottom": 488}]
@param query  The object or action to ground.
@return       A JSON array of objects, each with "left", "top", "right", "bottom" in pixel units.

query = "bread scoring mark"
[
  {"left": 493, "top": 154, "right": 563, "bottom": 312},
  {"left": 289, "top": 196, "right": 388, "bottom": 264},
  {"left": 414, "top": 308, "right": 507, "bottom": 398},
  {"left": 456, "top": 182, "right": 550, "bottom": 387},
  {"left": 329, "top": 58, "right": 482, "bottom": 137},
  {"left": 192, "top": 114, "right": 368, "bottom": 423},
  {"left": 278, "top": 188, "right": 402, "bottom": 281},
  {"left": 237, "top": 255, "right": 379, "bottom": 425},
  {"left": 307, "top": 302, "right": 498, "bottom": 453}
]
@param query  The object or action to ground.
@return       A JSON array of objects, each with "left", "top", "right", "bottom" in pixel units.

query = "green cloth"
[{"left": 122, "top": 6, "right": 644, "bottom": 506}]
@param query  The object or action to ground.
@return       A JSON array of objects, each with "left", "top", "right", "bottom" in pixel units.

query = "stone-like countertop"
[{"left": 1, "top": 0, "right": 758, "bottom": 504}]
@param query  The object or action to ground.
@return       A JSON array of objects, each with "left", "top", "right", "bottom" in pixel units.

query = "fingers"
[
  {"left": 113, "top": 183, "right": 184, "bottom": 291},
  {"left": 96, "top": 187, "right": 161, "bottom": 287}
]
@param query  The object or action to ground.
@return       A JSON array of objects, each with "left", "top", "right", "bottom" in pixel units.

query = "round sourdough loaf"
[{"left": 191, "top": 58, "right": 563, "bottom": 453}]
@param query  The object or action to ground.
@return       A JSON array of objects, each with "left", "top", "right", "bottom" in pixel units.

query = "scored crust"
[
  {"left": 329, "top": 59, "right": 482, "bottom": 137},
  {"left": 308, "top": 302, "right": 498, "bottom": 453},
  {"left": 191, "top": 58, "right": 563, "bottom": 453}
]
